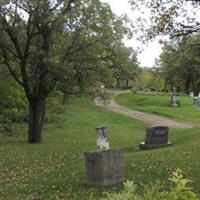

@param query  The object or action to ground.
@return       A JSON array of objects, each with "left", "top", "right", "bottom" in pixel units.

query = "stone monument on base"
[
  {"left": 170, "top": 87, "right": 178, "bottom": 107},
  {"left": 85, "top": 126, "right": 125, "bottom": 186}
]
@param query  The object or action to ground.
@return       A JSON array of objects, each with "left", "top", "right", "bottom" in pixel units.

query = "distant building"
[{"left": 117, "top": 79, "right": 134, "bottom": 89}]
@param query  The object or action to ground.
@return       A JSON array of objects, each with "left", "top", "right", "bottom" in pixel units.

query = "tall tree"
[
  {"left": 159, "top": 35, "right": 200, "bottom": 94},
  {"left": 0, "top": 0, "right": 134, "bottom": 143}
]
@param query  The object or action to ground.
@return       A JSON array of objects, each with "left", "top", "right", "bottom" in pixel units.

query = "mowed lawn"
[
  {"left": 1, "top": 94, "right": 200, "bottom": 200},
  {"left": 116, "top": 92, "right": 200, "bottom": 127}
]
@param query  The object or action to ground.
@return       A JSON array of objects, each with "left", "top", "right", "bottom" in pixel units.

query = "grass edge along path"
[
  {"left": 96, "top": 91, "right": 193, "bottom": 129},
  {"left": 115, "top": 91, "right": 200, "bottom": 127}
]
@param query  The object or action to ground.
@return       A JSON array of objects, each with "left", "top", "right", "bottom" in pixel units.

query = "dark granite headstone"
[
  {"left": 139, "top": 126, "right": 172, "bottom": 150},
  {"left": 85, "top": 149, "right": 125, "bottom": 186}
]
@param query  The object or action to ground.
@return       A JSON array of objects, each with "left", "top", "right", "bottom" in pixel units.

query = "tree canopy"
[
  {"left": 158, "top": 34, "right": 200, "bottom": 94},
  {"left": 129, "top": 0, "right": 200, "bottom": 39},
  {"left": 0, "top": 0, "right": 139, "bottom": 143}
]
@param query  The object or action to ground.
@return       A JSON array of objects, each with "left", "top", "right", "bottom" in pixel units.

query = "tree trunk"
[
  {"left": 77, "top": 75, "right": 84, "bottom": 94},
  {"left": 194, "top": 89, "right": 199, "bottom": 97},
  {"left": 63, "top": 92, "right": 70, "bottom": 105},
  {"left": 117, "top": 79, "right": 120, "bottom": 88},
  {"left": 28, "top": 94, "right": 46, "bottom": 143},
  {"left": 163, "top": 78, "right": 168, "bottom": 92},
  {"left": 184, "top": 76, "right": 191, "bottom": 95},
  {"left": 192, "top": 82, "right": 199, "bottom": 96},
  {"left": 126, "top": 80, "right": 129, "bottom": 88}
]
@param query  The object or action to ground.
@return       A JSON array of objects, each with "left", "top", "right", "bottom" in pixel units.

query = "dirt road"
[{"left": 95, "top": 91, "right": 193, "bottom": 129}]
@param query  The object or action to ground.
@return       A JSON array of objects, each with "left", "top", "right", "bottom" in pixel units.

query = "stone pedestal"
[{"left": 85, "top": 149, "right": 125, "bottom": 186}]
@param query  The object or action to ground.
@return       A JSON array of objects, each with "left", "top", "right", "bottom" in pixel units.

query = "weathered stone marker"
[
  {"left": 96, "top": 126, "right": 110, "bottom": 151},
  {"left": 193, "top": 97, "right": 200, "bottom": 109},
  {"left": 85, "top": 149, "right": 125, "bottom": 186},
  {"left": 170, "top": 87, "right": 178, "bottom": 107},
  {"left": 85, "top": 127, "right": 125, "bottom": 186},
  {"left": 139, "top": 126, "right": 172, "bottom": 150},
  {"left": 190, "top": 91, "right": 194, "bottom": 98}
]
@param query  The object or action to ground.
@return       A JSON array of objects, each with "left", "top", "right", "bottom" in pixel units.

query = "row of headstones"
[
  {"left": 85, "top": 126, "right": 171, "bottom": 186},
  {"left": 170, "top": 87, "right": 200, "bottom": 109}
]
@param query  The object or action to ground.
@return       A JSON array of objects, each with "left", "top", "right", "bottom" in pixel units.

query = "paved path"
[{"left": 95, "top": 91, "right": 193, "bottom": 129}]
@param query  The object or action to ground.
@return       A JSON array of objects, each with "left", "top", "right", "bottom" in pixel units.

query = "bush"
[
  {"left": 101, "top": 169, "right": 199, "bottom": 200},
  {"left": 0, "top": 77, "right": 28, "bottom": 135},
  {"left": 45, "top": 90, "right": 67, "bottom": 123}
]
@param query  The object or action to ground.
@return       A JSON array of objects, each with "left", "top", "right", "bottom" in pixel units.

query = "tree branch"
[
  {"left": 0, "top": 13, "right": 23, "bottom": 58},
  {"left": 0, "top": 42, "right": 18, "bottom": 58},
  {"left": 1, "top": 47, "right": 23, "bottom": 86}
]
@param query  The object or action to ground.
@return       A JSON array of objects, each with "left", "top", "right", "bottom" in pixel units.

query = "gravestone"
[
  {"left": 139, "top": 126, "right": 172, "bottom": 150},
  {"left": 85, "top": 127, "right": 125, "bottom": 186},
  {"left": 85, "top": 149, "right": 125, "bottom": 186},
  {"left": 190, "top": 92, "right": 194, "bottom": 98},
  {"left": 193, "top": 97, "right": 200, "bottom": 109},
  {"left": 96, "top": 126, "right": 110, "bottom": 151},
  {"left": 170, "top": 87, "right": 178, "bottom": 107}
]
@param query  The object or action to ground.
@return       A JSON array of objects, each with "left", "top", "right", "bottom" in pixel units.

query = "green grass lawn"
[
  {"left": 1, "top": 94, "right": 200, "bottom": 199},
  {"left": 116, "top": 92, "right": 200, "bottom": 127}
]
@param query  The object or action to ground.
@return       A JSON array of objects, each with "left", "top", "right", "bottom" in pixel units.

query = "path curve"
[{"left": 95, "top": 91, "right": 193, "bottom": 129}]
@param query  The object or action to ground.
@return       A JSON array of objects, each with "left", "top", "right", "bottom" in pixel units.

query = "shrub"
[
  {"left": 101, "top": 169, "right": 199, "bottom": 200},
  {"left": 45, "top": 90, "right": 67, "bottom": 123},
  {"left": 0, "top": 77, "right": 28, "bottom": 135}
]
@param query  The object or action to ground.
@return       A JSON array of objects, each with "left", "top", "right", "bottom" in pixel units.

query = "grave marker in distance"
[
  {"left": 170, "top": 87, "right": 178, "bottom": 107},
  {"left": 193, "top": 97, "right": 200, "bottom": 109}
]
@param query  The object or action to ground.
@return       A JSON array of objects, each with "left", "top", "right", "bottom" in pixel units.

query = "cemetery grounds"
[{"left": 1, "top": 92, "right": 200, "bottom": 199}]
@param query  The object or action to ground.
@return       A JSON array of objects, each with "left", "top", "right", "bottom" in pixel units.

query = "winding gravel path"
[{"left": 95, "top": 91, "right": 193, "bottom": 129}]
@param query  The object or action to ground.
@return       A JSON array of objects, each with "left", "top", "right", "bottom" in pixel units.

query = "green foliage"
[
  {"left": 95, "top": 84, "right": 111, "bottom": 106},
  {"left": 166, "top": 169, "right": 198, "bottom": 200},
  {"left": 159, "top": 35, "right": 200, "bottom": 94},
  {"left": 112, "top": 47, "right": 140, "bottom": 83},
  {"left": 0, "top": 75, "right": 27, "bottom": 135},
  {"left": 101, "top": 169, "right": 199, "bottom": 200},
  {"left": 136, "top": 67, "right": 165, "bottom": 91},
  {"left": 130, "top": 0, "right": 200, "bottom": 39},
  {"left": 0, "top": 77, "right": 27, "bottom": 114},
  {"left": 45, "top": 91, "right": 67, "bottom": 123}
]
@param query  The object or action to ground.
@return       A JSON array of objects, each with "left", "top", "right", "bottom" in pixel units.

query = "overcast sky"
[{"left": 100, "top": 0, "right": 163, "bottom": 68}]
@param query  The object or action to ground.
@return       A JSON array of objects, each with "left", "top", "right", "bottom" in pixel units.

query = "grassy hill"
[{"left": 1, "top": 94, "right": 200, "bottom": 199}]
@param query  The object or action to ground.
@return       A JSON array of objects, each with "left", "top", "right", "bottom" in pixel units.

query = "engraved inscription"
[{"left": 154, "top": 130, "right": 166, "bottom": 136}]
